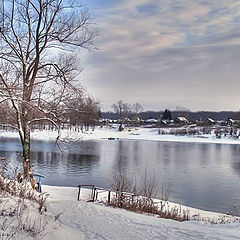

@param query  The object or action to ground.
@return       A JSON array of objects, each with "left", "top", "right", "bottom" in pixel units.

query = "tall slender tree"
[{"left": 0, "top": 0, "right": 96, "bottom": 179}]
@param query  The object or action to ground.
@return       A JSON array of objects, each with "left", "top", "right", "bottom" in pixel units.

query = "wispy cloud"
[{"left": 81, "top": 0, "right": 240, "bottom": 111}]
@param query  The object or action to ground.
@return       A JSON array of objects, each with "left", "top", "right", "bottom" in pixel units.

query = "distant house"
[
  {"left": 131, "top": 117, "right": 141, "bottom": 126},
  {"left": 228, "top": 118, "right": 240, "bottom": 127},
  {"left": 144, "top": 119, "right": 159, "bottom": 124},
  {"left": 175, "top": 116, "right": 189, "bottom": 125},
  {"left": 99, "top": 118, "right": 109, "bottom": 125},
  {"left": 160, "top": 119, "right": 175, "bottom": 126},
  {"left": 122, "top": 118, "right": 131, "bottom": 124},
  {"left": 161, "top": 119, "right": 168, "bottom": 125},
  {"left": 206, "top": 118, "right": 215, "bottom": 125},
  {"left": 132, "top": 117, "right": 140, "bottom": 122}
]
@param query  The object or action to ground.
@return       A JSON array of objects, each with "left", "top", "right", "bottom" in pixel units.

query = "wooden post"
[
  {"left": 91, "top": 186, "right": 94, "bottom": 200},
  {"left": 108, "top": 191, "right": 111, "bottom": 203},
  {"left": 96, "top": 191, "right": 98, "bottom": 201},
  {"left": 93, "top": 187, "right": 97, "bottom": 201},
  {"left": 77, "top": 185, "right": 81, "bottom": 201}
]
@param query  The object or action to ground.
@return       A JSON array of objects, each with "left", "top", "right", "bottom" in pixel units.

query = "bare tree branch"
[{"left": 0, "top": 0, "right": 99, "bottom": 179}]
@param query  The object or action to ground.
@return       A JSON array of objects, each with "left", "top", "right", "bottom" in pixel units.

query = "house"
[
  {"left": 175, "top": 116, "right": 189, "bottom": 125},
  {"left": 228, "top": 118, "right": 240, "bottom": 127},
  {"left": 122, "top": 118, "right": 131, "bottom": 124},
  {"left": 144, "top": 119, "right": 159, "bottom": 124},
  {"left": 161, "top": 119, "right": 168, "bottom": 125},
  {"left": 131, "top": 117, "right": 141, "bottom": 126},
  {"left": 206, "top": 118, "right": 215, "bottom": 125},
  {"left": 132, "top": 117, "right": 141, "bottom": 123}
]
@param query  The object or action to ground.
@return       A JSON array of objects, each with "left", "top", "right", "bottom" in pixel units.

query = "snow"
[
  {"left": 0, "top": 181, "right": 239, "bottom": 239},
  {"left": 1, "top": 125, "right": 240, "bottom": 145},
  {"left": 41, "top": 185, "right": 240, "bottom": 240},
  {"left": 1, "top": 126, "right": 240, "bottom": 238}
]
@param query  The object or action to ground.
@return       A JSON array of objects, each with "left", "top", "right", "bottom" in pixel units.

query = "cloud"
[{"left": 81, "top": 0, "right": 240, "bottom": 111}]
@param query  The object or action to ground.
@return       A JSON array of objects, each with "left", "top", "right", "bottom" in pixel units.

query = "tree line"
[
  {"left": 105, "top": 103, "right": 238, "bottom": 122},
  {"left": 111, "top": 101, "right": 144, "bottom": 120}
]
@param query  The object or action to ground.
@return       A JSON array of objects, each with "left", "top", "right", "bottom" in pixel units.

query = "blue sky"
[{"left": 80, "top": 0, "right": 240, "bottom": 111}]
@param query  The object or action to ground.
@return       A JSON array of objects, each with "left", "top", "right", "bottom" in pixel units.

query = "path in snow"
[
  {"left": 48, "top": 200, "right": 240, "bottom": 240},
  {"left": 44, "top": 186, "right": 240, "bottom": 240}
]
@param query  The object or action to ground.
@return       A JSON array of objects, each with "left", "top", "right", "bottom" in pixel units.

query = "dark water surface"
[{"left": 1, "top": 137, "right": 240, "bottom": 214}]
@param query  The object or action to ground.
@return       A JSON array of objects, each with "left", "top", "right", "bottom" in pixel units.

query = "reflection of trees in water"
[
  {"left": 66, "top": 153, "right": 99, "bottom": 172},
  {"left": 32, "top": 141, "right": 100, "bottom": 171},
  {"left": 133, "top": 141, "right": 140, "bottom": 168},
  {"left": 31, "top": 139, "right": 100, "bottom": 156},
  {"left": 230, "top": 145, "right": 240, "bottom": 178},
  {"left": 33, "top": 152, "right": 99, "bottom": 173},
  {"left": 31, "top": 151, "right": 59, "bottom": 167},
  {"left": 67, "top": 140, "right": 100, "bottom": 155},
  {"left": 172, "top": 143, "right": 189, "bottom": 169},
  {"left": 0, "top": 140, "right": 101, "bottom": 175},
  {"left": 198, "top": 143, "right": 210, "bottom": 167},
  {"left": 162, "top": 143, "right": 171, "bottom": 168},
  {"left": 113, "top": 141, "right": 129, "bottom": 172}
]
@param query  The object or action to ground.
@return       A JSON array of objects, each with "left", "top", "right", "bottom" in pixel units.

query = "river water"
[{"left": 1, "top": 137, "right": 240, "bottom": 215}]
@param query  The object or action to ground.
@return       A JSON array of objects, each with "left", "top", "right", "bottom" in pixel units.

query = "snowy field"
[
  {"left": 0, "top": 125, "right": 240, "bottom": 145},
  {"left": 42, "top": 185, "right": 240, "bottom": 240}
]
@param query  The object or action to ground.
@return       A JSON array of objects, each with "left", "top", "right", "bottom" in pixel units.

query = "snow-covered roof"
[
  {"left": 228, "top": 118, "right": 240, "bottom": 123},
  {"left": 207, "top": 118, "right": 215, "bottom": 123},
  {"left": 132, "top": 117, "right": 140, "bottom": 122},
  {"left": 145, "top": 119, "right": 158, "bottom": 123},
  {"left": 188, "top": 124, "right": 197, "bottom": 128},
  {"left": 176, "top": 117, "right": 188, "bottom": 122}
]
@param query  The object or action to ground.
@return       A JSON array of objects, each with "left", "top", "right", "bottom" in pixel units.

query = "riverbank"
[
  {"left": 0, "top": 125, "right": 240, "bottom": 145},
  {"left": 42, "top": 185, "right": 240, "bottom": 240},
  {"left": 1, "top": 182, "right": 239, "bottom": 239}
]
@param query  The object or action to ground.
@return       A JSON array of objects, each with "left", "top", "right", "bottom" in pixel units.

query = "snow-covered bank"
[
  {"left": 81, "top": 126, "right": 240, "bottom": 145},
  {"left": 1, "top": 125, "right": 240, "bottom": 145},
  {"left": 42, "top": 185, "right": 240, "bottom": 240},
  {"left": 1, "top": 182, "right": 239, "bottom": 239},
  {"left": 0, "top": 177, "right": 81, "bottom": 240}
]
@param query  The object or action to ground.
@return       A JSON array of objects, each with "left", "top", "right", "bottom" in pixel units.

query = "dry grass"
[
  {"left": 107, "top": 169, "right": 190, "bottom": 221},
  {"left": 0, "top": 176, "right": 48, "bottom": 213},
  {"left": 108, "top": 194, "right": 190, "bottom": 221}
]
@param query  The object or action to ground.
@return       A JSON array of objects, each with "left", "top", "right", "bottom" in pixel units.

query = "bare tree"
[
  {"left": 140, "top": 170, "right": 158, "bottom": 199},
  {"left": 112, "top": 100, "right": 124, "bottom": 121},
  {"left": 64, "top": 93, "right": 100, "bottom": 131},
  {"left": 132, "top": 102, "right": 143, "bottom": 117},
  {"left": 0, "top": 0, "right": 97, "bottom": 179},
  {"left": 110, "top": 169, "right": 133, "bottom": 193},
  {"left": 112, "top": 100, "right": 133, "bottom": 121},
  {"left": 122, "top": 103, "right": 132, "bottom": 119}
]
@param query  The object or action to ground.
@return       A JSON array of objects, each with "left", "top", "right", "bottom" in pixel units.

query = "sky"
[{"left": 80, "top": 0, "right": 240, "bottom": 112}]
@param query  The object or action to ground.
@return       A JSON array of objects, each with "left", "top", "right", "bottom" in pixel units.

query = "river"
[{"left": 1, "top": 137, "right": 240, "bottom": 215}]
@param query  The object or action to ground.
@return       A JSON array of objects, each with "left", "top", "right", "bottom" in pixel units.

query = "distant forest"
[{"left": 101, "top": 111, "right": 240, "bottom": 121}]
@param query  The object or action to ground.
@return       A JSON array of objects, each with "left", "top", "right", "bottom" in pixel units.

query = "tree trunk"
[{"left": 22, "top": 121, "right": 32, "bottom": 179}]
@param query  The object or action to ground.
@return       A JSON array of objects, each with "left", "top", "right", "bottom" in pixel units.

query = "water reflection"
[
  {"left": 113, "top": 141, "right": 129, "bottom": 172},
  {"left": 230, "top": 145, "right": 240, "bottom": 179},
  {"left": 1, "top": 137, "right": 240, "bottom": 214}
]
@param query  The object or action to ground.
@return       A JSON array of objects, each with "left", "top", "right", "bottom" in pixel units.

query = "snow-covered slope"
[{"left": 43, "top": 185, "right": 240, "bottom": 240}]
